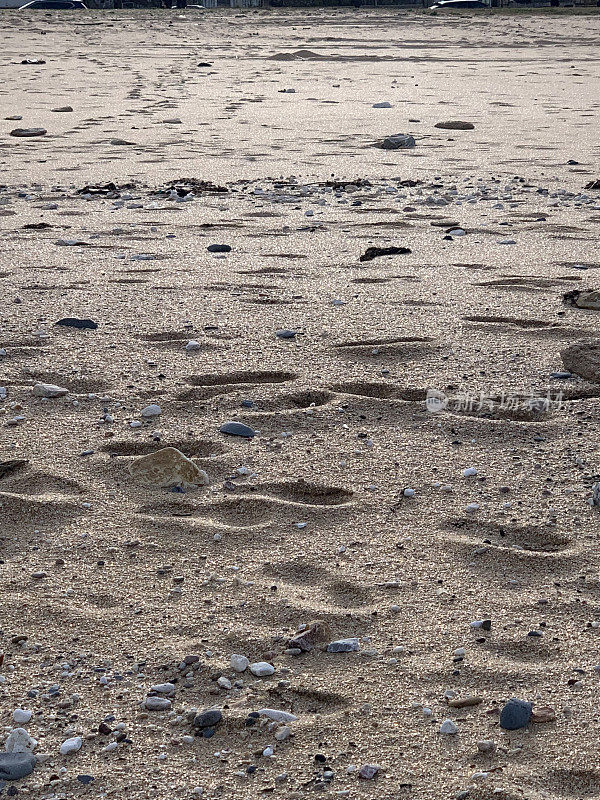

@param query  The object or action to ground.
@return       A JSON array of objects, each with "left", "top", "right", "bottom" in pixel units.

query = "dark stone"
[
  {"left": 0, "top": 753, "right": 36, "bottom": 781},
  {"left": 193, "top": 709, "right": 222, "bottom": 729},
  {"left": 481, "top": 619, "right": 492, "bottom": 631},
  {"left": 76, "top": 775, "right": 94, "bottom": 785},
  {"left": 10, "top": 128, "right": 46, "bottom": 138},
  {"left": 56, "top": 317, "right": 98, "bottom": 330},
  {"left": 275, "top": 330, "right": 297, "bottom": 339},
  {"left": 359, "top": 246, "right": 411, "bottom": 263},
  {"left": 499, "top": 698, "right": 532, "bottom": 730},
  {"left": 219, "top": 421, "right": 255, "bottom": 438},
  {"left": 435, "top": 121, "right": 475, "bottom": 130},
  {"left": 376, "top": 133, "right": 415, "bottom": 150},
  {"left": 207, "top": 244, "right": 231, "bottom": 253}
]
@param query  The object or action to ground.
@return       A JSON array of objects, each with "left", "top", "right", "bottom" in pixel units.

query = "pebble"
[
  {"left": 230, "top": 654, "right": 249, "bottom": 672},
  {"left": 145, "top": 696, "right": 172, "bottom": 711},
  {"left": 141, "top": 404, "right": 162, "bottom": 418},
  {"left": 5, "top": 728, "right": 37, "bottom": 753},
  {"left": 59, "top": 736, "right": 82, "bottom": 755},
  {"left": 193, "top": 709, "right": 222, "bottom": 729},
  {"left": 499, "top": 698, "right": 532, "bottom": 730},
  {"left": 33, "top": 382, "right": 69, "bottom": 398},
  {"left": 220, "top": 421, "right": 256, "bottom": 438},
  {"left": 0, "top": 753, "right": 37, "bottom": 781},
  {"left": 440, "top": 719, "right": 458, "bottom": 735},
  {"left": 378, "top": 133, "right": 416, "bottom": 149},
  {"left": 275, "top": 726, "right": 292, "bottom": 741},
  {"left": 249, "top": 661, "right": 275, "bottom": 677},
  {"left": 12, "top": 709, "right": 32, "bottom": 725},
  {"left": 327, "top": 638, "right": 359, "bottom": 653},
  {"left": 276, "top": 329, "right": 297, "bottom": 339},
  {"left": 477, "top": 739, "right": 496, "bottom": 754},
  {"left": 207, "top": 244, "right": 231, "bottom": 253},
  {"left": 149, "top": 682, "right": 175, "bottom": 695},
  {"left": 257, "top": 708, "right": 298, "bottom": 723},
  {"left": 185, "top": 340, "right": 203, "bottom": 351},
  {"left": 358, "top": 764, "right": 380, "bottom": 779}
]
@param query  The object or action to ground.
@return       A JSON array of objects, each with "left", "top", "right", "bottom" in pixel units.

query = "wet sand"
[{"left": 2, "top": 7, "right": 600, "bottom": 800}]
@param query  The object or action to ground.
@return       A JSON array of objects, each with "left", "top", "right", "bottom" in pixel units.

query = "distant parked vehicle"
[
  {"left": 430, "top": 0, "right": 487, "bottom": 8},
  {"left": 19, "top": 0, "right": 87, "bottom": 7}
]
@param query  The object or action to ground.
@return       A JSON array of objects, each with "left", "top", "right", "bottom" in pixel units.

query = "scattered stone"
[
  {"left": 10, "top": 128, "right": 47, "bottom": 138},
  {"left": 249, "top": 662, "right": 275, "bottom": 677},
  {"left": 145, "top": 696, "right": 172, "bottom": 711},
  {"left": 499, "top": 698, "right": 532, "bottom": 730},
  {"left": 5, "top": 728, "right": 37, "bottom": 753},
  {"left": 193, "top": 709, "right": 222, "bottom": 729},
  {"left": 149, "top": 683, "right": 175, "bottom": 695},
  {"left": 55, "top": 317, "right": 98, "bottom": 330},
  {"left": 561, "top": 339, "right": 600, "bottom": 382},
  {"left": 59, "top": 736, "right": 82, "bottom": 755},
  {"left": 0, "top": 753, "right": 36, "bottom": 781},
  {"left": 373, "top": 102, "right": 392, "bottom": 108},
  {"left": 220, "top": 421, "right": 256, "bottom": 438},
  {"left": 276, "top": 329, "right": 297, "bottom": 339},
  {"left": 435, "top": 121, "right": 475, "bottom": 130},
  {"left": 476, "top": 740, "right": 496, "bottom": 754},
  {"left": 129, "top": 447, "right": 209, "bottom": 489},
  {"left": 51, "top": 106, "right": 73, "bottom": 112},
  {"left": 358, "top": 764, "right": 380, "bottom": 779},
  {"left": 141, "top": 404, "right": 162, "bottom": 418},
  {"left": 531, "top": 706, "right": 556, "bottom": 723},
  {"left": 376, "top": 133, "right": 416, "bottom": 150},
  {"left": 207, "top": 244, "right": 231, "bottom": 253},
  {"left": 287, "top": 620, "right": 330, "bottom": 652},
  {"left": 231, "top": 654, "right": 249, "bottom": 672},
  {"left": 12, "top": 710, "right": 32, "bottom": 725},
  {"left": 440, "top": 719, "right": 458, "bottom": 735},
  {"left": 359, "top": 245, "right": 411, "bottom": 262},
  {"left": 448, "top": 696, "right": 482, "bottom": 709},
  {"left": 257, "top": 708, "right": 298, "bottom": 723},
  {"left": 33, "top": 383, "right": 69, "bottom": 398},
  {"left": 563, "top": 289, "right": 600, "bottom": 310},
  {"left": 327, "top": 638, "right": 359, "bottom": 653}
]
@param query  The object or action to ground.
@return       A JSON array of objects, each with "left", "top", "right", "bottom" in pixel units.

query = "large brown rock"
[
  {"left": 129, "top": 447, "right": 209, "bottom": 489},
  {"left": 561, "top": 339, "right": 600, "bottom": 382}
]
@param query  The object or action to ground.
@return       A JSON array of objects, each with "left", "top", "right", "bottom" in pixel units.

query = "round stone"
[
  {"left": 499, "top": 698, "right": 532, "bottom": 730},
  {"left": 249, "top": 661, "right": 275, "bottom": 677},
  {"left": 193, "top": 709, "right": 222, "bottom": 729},
  {"left": 59, "top": 736, "right": 82, "bottom": 756}
]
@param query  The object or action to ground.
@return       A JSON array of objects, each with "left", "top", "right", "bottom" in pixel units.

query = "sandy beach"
[{"left": 1, "top": 6, "right": 600, "bottom": 799}]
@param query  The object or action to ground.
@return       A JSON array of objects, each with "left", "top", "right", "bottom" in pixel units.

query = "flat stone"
[
  {"left": 10, "top": 128, "right": 47, "bottom": 137},
  {"left": 435, "top": 120, "right": 475, "bottom": 130},
  {"left": 149, "top": 683, "right": 175, "bottom": 695},
  {"left": 145, "top": 696, "right": 172, "bottom": 711},
  {"left": 531, "top": 706, "right": 556, "bottom": 724},
  {"left": 288, "top": 620, "right": 330, "bottom": 652},
  {"left": 358, "top": 764, "right": 380, "bottom": 779},
  {"left": 327, "top": 638, "right": 359, "bottom": 653},
  {"left": 249, "top": 661, "right": 275, "bottom": 677},
  {"left": 193, "top": 709, "right": 222, "bottom": 729},
  {"left": 220, "top": 421, "right": 256, "bottom": 438},
  {"left": 561, "top": 339, "right": 600, "bottom": 382},
  {"left": 377, "top": 133, "right": 415, "bottom": 150},
  {"left": 129, "top": 447, "right": 209, "bottom": 489},
  {"left": 276, "top": 330, "right": 297, "bottom": 339},
  {"left": 257, "top": 708, "right": 298, "bottom": 723},
  {"left": 0, "top": 753, "right": 36, "bottom": 781},
  {"left": 499, "top": 698, "right": 532, "bottom": 730},
  {"left": 141, "top": 404, "right": 162, "bottom": 418},
  {"left": 207, "top": 244, "right": 231, "bottom": 253},
  {"left": 448, "top": 696, "right": 482, "bottom": 709},
  {"left": 12, "top": 710, "right": 32, "bottom": 725},
  {"left": 52, "top": 106, "right": 73, "bottom": 113},
  {"left": 33, "top": 383, "right": 69, "bottom": 398},
  {"left": 55, "top": 317, "right": 98, "bottom": 330}
]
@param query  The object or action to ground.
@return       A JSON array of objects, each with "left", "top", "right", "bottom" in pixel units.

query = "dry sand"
[{"left": 2, "top": 6, "right": 600, "bottom": 799}]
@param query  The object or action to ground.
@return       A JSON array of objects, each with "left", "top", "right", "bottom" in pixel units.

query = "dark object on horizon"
[
  {"left": 430, "top": 0, "right": 487, "bottom": 9},
  {"left": 359, "top": 246, "right": 412, "bottom": 262},
  {"left": 56, "top": 317, "right": 99, "bottom": 330},
  {"left": 19, "top": 0, "right": 87, "bottom": 8}
]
